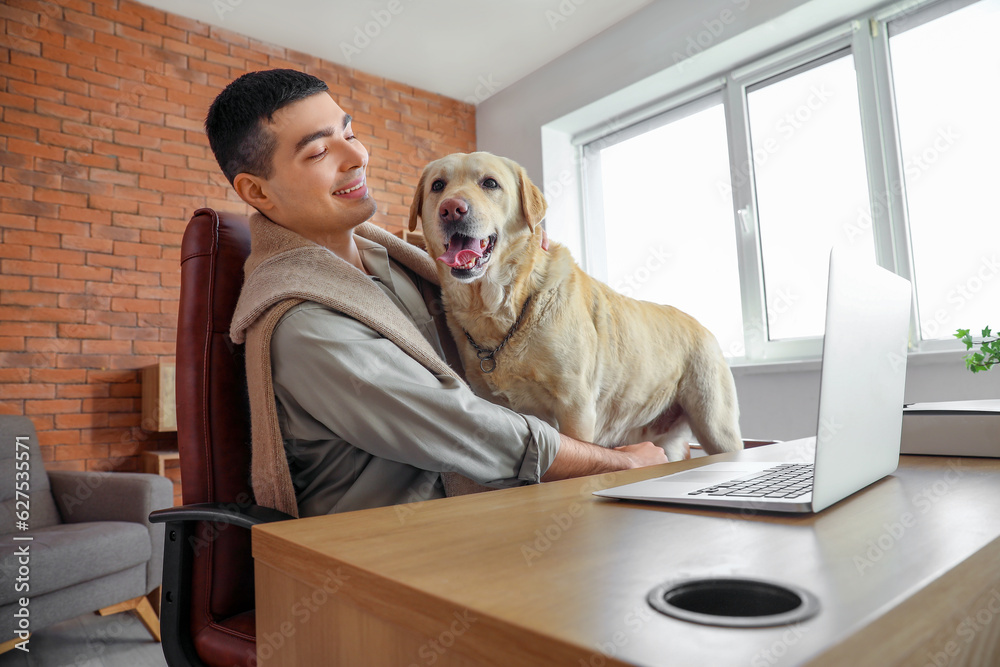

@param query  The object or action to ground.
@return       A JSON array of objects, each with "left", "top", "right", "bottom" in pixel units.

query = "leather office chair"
[{"left": 150, "top": 209, "right": 291, "bottom": 667}]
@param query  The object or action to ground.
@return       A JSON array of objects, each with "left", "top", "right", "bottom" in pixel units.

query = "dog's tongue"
[{"left": 437, "top": 235, "right": 484, "bottom": 268}]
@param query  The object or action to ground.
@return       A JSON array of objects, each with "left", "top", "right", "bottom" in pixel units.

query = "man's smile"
[{"left": 333, "top": 177, "right": 368, "bottom": 198}]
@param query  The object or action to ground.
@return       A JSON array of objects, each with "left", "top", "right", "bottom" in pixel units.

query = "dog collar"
[{"left": 463, "top": 295, "right": 533, "bottom": 374}]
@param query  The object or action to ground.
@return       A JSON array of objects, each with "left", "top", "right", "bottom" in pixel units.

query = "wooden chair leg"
[
  {"left": 148, "top": 585, "right": 162, "bottom": 617},
  {"left": 97, "top": 595, "right": 162, "bottom": 643},
  {"left": 133, "top": 595, "right": 161, "bottom": 643},
  {"left": 97, "top": 595, "right": 141, "bottom": 616},
  {"left": 0, "top": 635, "right": 29, "bottom": 655}
]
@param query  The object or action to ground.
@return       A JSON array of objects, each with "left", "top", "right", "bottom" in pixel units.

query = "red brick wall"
[{"left": 0, "top": 0, "right": 476, "bottom": 495}]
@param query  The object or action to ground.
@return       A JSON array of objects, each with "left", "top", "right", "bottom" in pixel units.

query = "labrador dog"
[{"left": 408, "top": 152, "right": 742, "bottom": 459}]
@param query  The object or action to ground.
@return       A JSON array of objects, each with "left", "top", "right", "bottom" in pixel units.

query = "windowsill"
[{"left": 729, "top": 346, "right": 970, "bottom": 377}]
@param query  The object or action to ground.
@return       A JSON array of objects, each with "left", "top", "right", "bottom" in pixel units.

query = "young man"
[{"left": 206, "top": 69, "right": 667, "bottom": 517}]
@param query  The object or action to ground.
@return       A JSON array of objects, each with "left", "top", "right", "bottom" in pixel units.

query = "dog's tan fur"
[{"left": 409, "top": 152, "right": 743, "bottom": 459}]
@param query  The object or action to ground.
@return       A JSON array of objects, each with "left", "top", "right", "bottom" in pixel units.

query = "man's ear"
[
  {"left": 233, "top": 172, "right": 273, "bottom": 213},
  {"left": 516, "top": 164, "right": 547, "bottom": 230},
  {"left": 408, "top": 168, "right": 427, "bottom": 232}
]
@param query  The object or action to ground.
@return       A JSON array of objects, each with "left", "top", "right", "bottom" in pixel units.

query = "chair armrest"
[
  {"left": 147, "top": 502, "right": 293, "bottom": 667},
  {"left": 48, "top": 470, "right": 174, "bottom": 594},
  {"left": 149, "top": 501, "right": 293, "bottom": 529}
]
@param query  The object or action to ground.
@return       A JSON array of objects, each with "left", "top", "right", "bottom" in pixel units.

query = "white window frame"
[
  {"left": 572, "top": 0, "right": 982, "bottom": 364},
  {"left": 873, "top": 0, "right": 984, "bottom": 352}
]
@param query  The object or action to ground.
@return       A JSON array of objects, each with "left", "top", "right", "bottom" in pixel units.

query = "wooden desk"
[{"left": 253, "top": 442, "right": 1000, "bottom": 666}]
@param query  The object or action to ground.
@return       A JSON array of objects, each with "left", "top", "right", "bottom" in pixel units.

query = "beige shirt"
[{"left": 270, "top": 236, "right": 561, "bottom": 516}]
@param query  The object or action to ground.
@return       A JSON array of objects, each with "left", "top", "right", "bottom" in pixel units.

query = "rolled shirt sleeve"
[{"left": 270, "top": 302, "right": 561, "bottom": 509}]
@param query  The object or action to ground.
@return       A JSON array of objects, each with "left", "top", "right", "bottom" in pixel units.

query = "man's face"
[{"left": 245, "top": 92, "right": 377, "bottom": 237}]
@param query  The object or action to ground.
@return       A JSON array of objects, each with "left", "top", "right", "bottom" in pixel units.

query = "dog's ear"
[
  {"left": 408, "top": 168, "right": 427, "bottom": 232},
  {"left": 516, "top": 164, "right": 547, "bottom": 230}
]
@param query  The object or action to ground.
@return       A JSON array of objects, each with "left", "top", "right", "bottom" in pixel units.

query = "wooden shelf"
[
  {"left": 141, "top": 361, "right": 176, "bottom": 432},
  {"left": 141, "top": 449, "right": 180, "bottom": 477}
]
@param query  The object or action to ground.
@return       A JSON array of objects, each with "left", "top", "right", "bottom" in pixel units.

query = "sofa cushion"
[
  {"left": 0, "top": 521, "right": 151, "bottom": 605},
  {"left": 0, "top": 564, "right": 147, "bottom": 639},
  {"left": 0, "top": 416, "right": 62, "bottom": 536}
]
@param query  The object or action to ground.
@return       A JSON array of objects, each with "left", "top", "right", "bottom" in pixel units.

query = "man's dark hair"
[{"left": 205, "top": 69, "right": 329, "bottom": 185}]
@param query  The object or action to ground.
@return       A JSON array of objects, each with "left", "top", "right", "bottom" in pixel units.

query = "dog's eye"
[
  {"left": 482, "top": 178, "right": 499, "bottom": 189},
  {"left": 431, "top": 179, "right": 445, "bottom": 192}
]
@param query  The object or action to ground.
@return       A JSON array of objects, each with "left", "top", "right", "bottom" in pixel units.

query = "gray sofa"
[{"left": 0, "top": 415, "right": 173, "bottom": 648}]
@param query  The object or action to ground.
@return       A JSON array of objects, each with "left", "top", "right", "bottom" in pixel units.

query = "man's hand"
[
  {"left": 542, "top": 434, "right": 668, "bottom": 481},
  {"left": 613, "top": 442, "right": 669, "bottom": 469}
]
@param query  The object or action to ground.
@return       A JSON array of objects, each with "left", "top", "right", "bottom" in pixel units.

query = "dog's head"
[{"left": 409, "top": 152, "right": 547, "bottom": 283}]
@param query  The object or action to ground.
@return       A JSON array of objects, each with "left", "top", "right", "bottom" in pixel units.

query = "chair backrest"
[{"left": 176, "top": 209, "right": 255, "bottom": 639}]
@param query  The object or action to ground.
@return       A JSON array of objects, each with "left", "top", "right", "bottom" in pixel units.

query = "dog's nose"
[{"left": 439, "top": 197, "right": 469, "bottom": 222}]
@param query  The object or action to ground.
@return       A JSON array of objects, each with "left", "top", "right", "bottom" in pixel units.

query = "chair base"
[{"left": 97, "top": 592, "right": 161, "bottom": 642}]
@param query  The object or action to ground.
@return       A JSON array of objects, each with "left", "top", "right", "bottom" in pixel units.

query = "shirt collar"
[{"left": 355, "top": 234, "right": 395, "bottom": 291}]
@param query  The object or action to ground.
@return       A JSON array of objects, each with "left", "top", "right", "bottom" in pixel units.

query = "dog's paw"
[{"left": 663, "top": 441, "right": 692, "bottom": 462}]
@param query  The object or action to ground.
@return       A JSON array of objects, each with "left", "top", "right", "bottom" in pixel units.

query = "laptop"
[{"left": 594, "top": 248, "right": 912, "bottom": 513}]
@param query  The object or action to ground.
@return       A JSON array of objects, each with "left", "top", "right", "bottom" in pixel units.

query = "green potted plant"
[{"left": 954, "top": 327, "right": 999, "bottom": 373}]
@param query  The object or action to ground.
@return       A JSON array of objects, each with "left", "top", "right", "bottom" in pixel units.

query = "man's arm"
[
  {"left": 541, "top": 434, "right": 667, "bottom": 482},
  {"left": 271, "top": 304, "right": 562, "bottom": 486}
]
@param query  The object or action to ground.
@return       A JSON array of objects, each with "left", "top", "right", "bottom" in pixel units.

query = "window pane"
[
  {"left": 594, "top": 102, "right": 745, "bottom": 358},
  {"left": 747, "top": 53, "right": 875, "bottom": 341},
  {"left": 890, "top": 0, "right": 1000, "bottom": 340}
]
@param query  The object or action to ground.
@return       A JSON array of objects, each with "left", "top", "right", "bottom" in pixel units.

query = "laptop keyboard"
[{"left": 688, "top": 463, "right": 814, "bottom": 499}]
